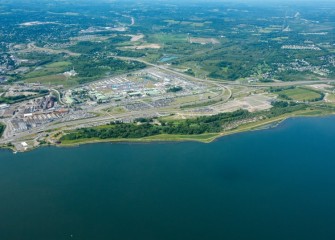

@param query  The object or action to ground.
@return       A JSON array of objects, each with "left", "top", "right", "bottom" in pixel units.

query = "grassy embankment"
[{"left": 59, "top": 106, "right": 335, "bottom": 146}]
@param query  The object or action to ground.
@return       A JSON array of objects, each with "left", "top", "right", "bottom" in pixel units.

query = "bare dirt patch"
[
  {"left": 125, "top": 44, "right": 161, "bottom": 50},
  {"left": 129, "top": 34, "right": 144, "bottom": 42},
  {"left": 189, "top": 37, "right": 220, "bottom": 45}
]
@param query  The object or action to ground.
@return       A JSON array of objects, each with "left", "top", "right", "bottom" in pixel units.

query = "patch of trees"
[
  {"left": 134, "top": 118, "right": 154, "bottom": 123},
  {"left": 167, "top": 86, "right": 183, "bottom": 93},
  {"left": 68, "top": 37, "right": 144, "bottom": 58},
  {"left": 62, "top": 124, "right": 161, "bottom": 140},
  {"left": 116, "top": 50, "right": 145, "bottom": 58},
  {"left": 69, "top": 41, "right": 113, "bottom": 55},
  {"left": 61, "top": 101, "right": 310, "bottom": 142},
  {"left": 271, "top": 101, "right": 296, "bottom": 108},
  {"left": 0, "top": 90, "right": 49, "bottom": 104},
  {"left": 0, "top": 95, "right": 31, "bottom": 104},
  {"left": 61, "top": 109, "right": 252, "bottom": 141},
  {"left": 302, "top": 89, "right": 325, "bottom": 102},
  {"left": 0, "top": 124, "right": 5, "bottom": 137},
  {"left": 21, "top": 52, "right": 63, "bottom": 67},
  {"left": 310, "top": 92, "right": 325, "bottom": 102},
  {"left": 259, "top": 78, "right": 274, "bottom": 83},
  {"left": 278, "top": 94, "right": 292, "bottom": 100},
  {"left": 185, "top": 69, "right": 195, "bottom": 76},
  {"left": 269, "top": 86, "right": 295, "bottom": 93},
  {"left": 70, "top": 55, "right": 146, "bottom": 84},
  {"left": 269, "top": 101, "right": 306, "bottom": 116},
  {"left": 21, "top": 89, "right": 49, "bottom": 94}
]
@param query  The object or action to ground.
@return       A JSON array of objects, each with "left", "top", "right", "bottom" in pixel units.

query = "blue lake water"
[
  {"left": 159, "top": 55, "right": 178, "bottom": 62},
  {"left": 0, "top": 116, "right": 335, "bottom": 240}
]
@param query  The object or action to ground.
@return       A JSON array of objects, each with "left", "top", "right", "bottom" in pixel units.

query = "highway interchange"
[{"left": 1, "top": 58, "right": 335, "bottom": 151}]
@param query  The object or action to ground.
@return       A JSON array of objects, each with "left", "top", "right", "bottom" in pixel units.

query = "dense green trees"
[
  {"left": 167, "top": 86, "right": 183, "bottom": 93},
  {"left": 0, "top": 95, "right": 31, "bottom": 104},
  {"left": 61, "top": 102, "right": 310, "bottom": 142},
  {"left": 66, "top": 37, "right": 147, "bottom": 84},
  {"left": 0, "top": 90, "right": 49, "bottom": 104},
  {"left": 269, "top": 101, "right": 306, "bottom": 116},
  {"left": 61, "top": 110, "right": 251, "bottom": 141},
  {"left": 0, "top": 124, "right": 5, "bottom": 137},
  {"left": 70, "top": 55, "right": 146, "bottom": 84}
]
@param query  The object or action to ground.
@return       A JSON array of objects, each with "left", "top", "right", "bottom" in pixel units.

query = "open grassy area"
[
  {"left": 174, "top": 92, "right": 219, "bottom": 106},
  {"left": 22, "top": 61, "right": 78, "bottom": 87},
  {"left": 25, "top": 74, "right": 78, "bottom": 87},
  {"left": 278, "top": 88, "right": 322, "bottom": 101},
  {"left": 164, "top": 20, "right": 209, "bottom": 27},
  {"left": 46, "top": 61, "right": 72, "bottom": 68},
  {"left": 326, "top": 93, "right": 335, "bottom": 103},
  {"left": 142, "top": 133, "right": 219, "bottom": 142},
  {"left": 60, "top": 132, "right": 220, "bottom": 146},
  {"left": 24, "top": 61, "right": 72, "bottom": 79},
  {"left": 147, "top": 34, "right": 188, "bottom": 44}
]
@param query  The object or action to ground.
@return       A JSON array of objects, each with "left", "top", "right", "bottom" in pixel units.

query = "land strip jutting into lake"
[{"left": 59, "top": 101, "right": 335, "bottom": 146}]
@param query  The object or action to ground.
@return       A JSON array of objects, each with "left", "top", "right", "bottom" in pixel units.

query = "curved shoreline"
[
  {"left": 58, "top": 109, "right": 335, "bottom": 148},
  {"left": 1, "top": 108, "right": 334, "bottom": 153}
]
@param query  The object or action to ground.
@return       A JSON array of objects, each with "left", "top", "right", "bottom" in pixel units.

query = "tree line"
[
  {"left": 61, "top": 103, "right": 306, "bottom": 142},
  {"left": 0, "top": 124, "right": 5, "bottom": 137}
]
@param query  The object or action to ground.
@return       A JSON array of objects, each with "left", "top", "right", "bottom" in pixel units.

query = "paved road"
[
  {"left": 114, "top": 56, "right": 335, "bottom": 88},
  {"left": 2, "top": 56, "right": 334, "bottom": 146},
  {"left": 114, "top": 56, "right": 228, "bottom": 87},
  {"left": 51, "top": 88, "right": 65, "bottom": 105},
  {"left": 0, "top": 108, "right": 167, "bottom": 145}
]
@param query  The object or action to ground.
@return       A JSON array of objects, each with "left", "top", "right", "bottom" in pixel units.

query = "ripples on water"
[{"left": 0, "top": 117, "right": 335, "bottom": 240}]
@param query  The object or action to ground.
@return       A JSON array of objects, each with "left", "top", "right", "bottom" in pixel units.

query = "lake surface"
[
  {"left": 159, "top": 55, "right": 178, "bottom": 62},
  {"left": 1, "top": 116, "right": 335, "bottom": 240}
]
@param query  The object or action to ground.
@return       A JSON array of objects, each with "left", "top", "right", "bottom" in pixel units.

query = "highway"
[
  {"left": 1, "top": 56, "right": 334, "bottom": 148},
  {"left": 113, "top": 56, "right": 335, "bottom": 88}
]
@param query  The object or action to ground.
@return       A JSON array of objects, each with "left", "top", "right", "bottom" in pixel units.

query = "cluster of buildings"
[
  {"left": 11, "top": 109, "right": 68, "bottom": 132},
  {"left": 277, "top": 59, "right": 330, "bottom": 77},
  {"left": 281, "top": 45, "right": 321, "bottom": 51},
  {"left": 0, "top": 53, "right": 17, "bottom": 75},
  {"left": 8, "top": 96, "right": 68, "bottom": 133},
  {"left": 64, "top": 68, "right": 204, "bottom": 107}
]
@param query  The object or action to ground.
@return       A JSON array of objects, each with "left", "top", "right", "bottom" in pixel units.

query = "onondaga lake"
[{"left": 1, "top": 116, "right": 335, "bottom": 240}]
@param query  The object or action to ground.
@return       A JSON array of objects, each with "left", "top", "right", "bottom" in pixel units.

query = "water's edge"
[{"left": 3, "top": 114, "right": 334, "bottom": 154}]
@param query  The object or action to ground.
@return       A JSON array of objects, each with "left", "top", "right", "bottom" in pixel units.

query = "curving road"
[{"left": 114, "top": 56, "right": 335, "bottom": 88}]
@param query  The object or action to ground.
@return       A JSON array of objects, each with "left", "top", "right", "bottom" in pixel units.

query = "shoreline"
[
  {"left": 2, "top": 108, "right": 334, "bottom": 153},
  {"left": 57, "top": 109, "right": 335, "bottom": 148}
]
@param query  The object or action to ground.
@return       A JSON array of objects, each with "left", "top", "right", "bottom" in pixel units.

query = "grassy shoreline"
[
  {"left": 59, "top": 108, "right": 335, "bottom": 148},
  {"left": 1, "top": 108, "right": 333, "bottom": 152}
]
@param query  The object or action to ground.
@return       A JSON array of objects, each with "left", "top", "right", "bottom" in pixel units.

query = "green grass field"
[
  {"left": 278, "top": 88, "right": 322, "bottom": 101},
  {"left": 25, "top": 74, "right": 78, "bottom": 87},
  {"left": 60, "top": 133, "right": 220, "bottom": 146},
  {"left": 326, "top": 93, "right": 335, "bottom": 102},
  {"left": 143, "top": 133, "right": 219, "bottom": 141},
  {"left": 24, "top": 61, "right": 72, "bottom": 79},
  {"left": 147, "top": 33, "right": 188, "bottom": 44}
]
